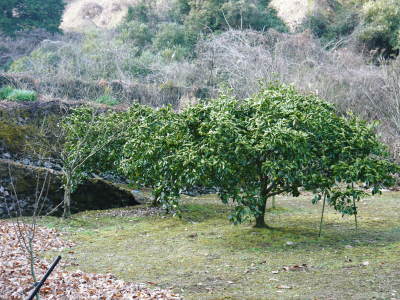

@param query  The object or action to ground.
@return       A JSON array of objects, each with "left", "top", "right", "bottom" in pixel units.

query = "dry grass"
[{"left": 39, "top": 192, "right": 400, "bottom": 299}]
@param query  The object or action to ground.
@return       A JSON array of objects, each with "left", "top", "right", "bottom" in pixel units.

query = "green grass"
[
  {"left": 0, "top": 86, "right": 14, "bottom": 99},
  {"left": 0, "top": 86, "right": 37, "bottom": 102},
  {"left": 39, "top": 192, "right": 400, "bottom": 299},
  {"left": 94, "top": 95, "right": 120, "bottom": 106}
]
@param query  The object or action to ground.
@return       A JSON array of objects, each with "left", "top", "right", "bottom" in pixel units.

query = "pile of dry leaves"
[{"left": 0, "top": 221, "right": 182, "bottom": 299}]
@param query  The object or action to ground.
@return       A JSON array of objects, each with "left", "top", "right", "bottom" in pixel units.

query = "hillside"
[
  {"left": 61, "top": 0, "right": 312, "bottom": 32},
  {"left": 61, "top": 0, "right": 138, "bottom": 31}
]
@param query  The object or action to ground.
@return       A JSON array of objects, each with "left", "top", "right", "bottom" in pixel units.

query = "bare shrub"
[
  {"left": 8, "top": 30, "right": 140, "bottom": 87},
  {"left": 0, "top": 29, "right": 57, "bottom": 71}
]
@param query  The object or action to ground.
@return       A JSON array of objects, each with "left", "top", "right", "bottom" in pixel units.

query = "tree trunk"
[
  {"left": 255, "top": 207, "right": 267, "bottom": 228},
  {"left": 151, "top": 197, "right": 162, "bottom": 207},
  {"left": 254, "top": 179, "right": 269, "bottom": 228},
  {"left": 63, "top": 185, "right": 71, "bottom": 219}
]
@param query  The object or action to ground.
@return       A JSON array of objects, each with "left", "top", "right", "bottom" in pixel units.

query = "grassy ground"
[{"left": 39, "top": 192, "right": 400, "bottom": 300}]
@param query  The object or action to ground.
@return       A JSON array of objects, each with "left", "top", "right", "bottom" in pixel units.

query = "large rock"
[{"left": 0, "top": 158, "right": 141, "bottom": 218}]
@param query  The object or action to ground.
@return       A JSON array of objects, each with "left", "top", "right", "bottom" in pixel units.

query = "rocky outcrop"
[{"left": 0, "top": 158, "right": 142, "bottom": 218}]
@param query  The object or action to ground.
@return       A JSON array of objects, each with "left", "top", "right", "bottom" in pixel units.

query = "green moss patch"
[
  {"left": 0, "top": 120, "right": 27, "bottom": 153},
  {"left": 39, "top": 192, "right": 400, "bottom": 299},
  {"left": 94, "top": 95, "right": 120, "bottom": 106}
]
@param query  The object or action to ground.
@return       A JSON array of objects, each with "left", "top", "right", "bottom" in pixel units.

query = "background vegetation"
[
  {"left": 1, "top": 2, "right": 400, "bottom": 299},
  {"left": 0, "top": 0, "right": 400, "bottom": 162},
  {"left": 0, "top": 0, "right": 65, "bottom": 36}
]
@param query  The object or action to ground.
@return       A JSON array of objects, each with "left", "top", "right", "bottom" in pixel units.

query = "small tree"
[
  {"left": 0, "top": 0, "right": 65, "bottom": 36},
  {"left": 64, "top": 104, "right": 196, "bottom": 211},
  {"left": 61, "top": 107, "right": 128, "bottom": 218},
  {"left": 178, "top": 0, "right": 287, "bottom": 33},
  {"left": 10, "top": 105, "right": 129, "bottom": 219},
  {"left": 121, "top": 84, "right": 398, "bottom": 227}
]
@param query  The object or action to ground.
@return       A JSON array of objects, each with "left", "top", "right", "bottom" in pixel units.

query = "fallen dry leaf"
[
  {"left": 282, "top": 264, "right": 308, "bottom": 272},
  {"left": 276, "top": 285, "right": 292, "bottom": 289},
  {"left": 0, "top": 221, "right": 182, "bottom": 300}
]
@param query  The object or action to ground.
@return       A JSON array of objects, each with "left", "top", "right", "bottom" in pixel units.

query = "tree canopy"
[
  {"left": 63, "top": 84, "right": 399, "bottom": 226},
  {"left": 0, "top": 0, "right": 65, "bottom": 36}
]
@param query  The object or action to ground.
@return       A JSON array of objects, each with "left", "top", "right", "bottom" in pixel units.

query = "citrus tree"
[
  {"left": 64, "top": 85, "right": 398, "bottom": 226},
  {"left": 118, "top": 85, "right": 397, "bottom": 227},
  {"left": 117, "top": 104, "right": 193, "bottom": 209}
]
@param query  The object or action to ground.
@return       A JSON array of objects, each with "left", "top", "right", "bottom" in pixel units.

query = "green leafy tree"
[
  {"left": 120, "top": 85, "right": 397, "bottom": 227},
  {"left": 153, "top": 23, "right": 195, "bottom": 51},
  {"left": 64, "top": 85, "right": 398, "bottom": 226},
  {"left": 117, "top": 20, "right": 153, "bottom": 47},
  {"left": 119, "top": 104, "right": 190, "bottom": 208},
  {"left": 303, "top": 1, "right": 359, "bottom": 47},
  {"left": 0, "top": 0, "right": 65, "bottom": 36},
  {"left": 152, "top": 23, "right": 198, "bottom": 60},
  {"left": 61, "top": 107, "right": 129, "bottom": 218},
  {"left": 125, "top": 1, "right": 152, "bottom": 24},
  {"left": 190, "top": 85, "right": 396, "bottom": 227},
  {"left": 220, "top": 0, "right": 287, "bottom": 32}
]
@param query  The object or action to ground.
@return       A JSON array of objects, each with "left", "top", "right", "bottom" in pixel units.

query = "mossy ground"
[{"left": 39, "top": 192, "right": 400, "bottom": 299}]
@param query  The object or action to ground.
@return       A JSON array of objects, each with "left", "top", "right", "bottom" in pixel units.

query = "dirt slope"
[
  {"left": 270, "top": 0, "right": 313, "bottom": 29},
  {"left": 61, "top": 0, "right": 138, "bottom": 31}
]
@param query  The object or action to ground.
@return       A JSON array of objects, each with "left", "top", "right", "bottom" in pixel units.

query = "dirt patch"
[
  {"left": 270, "top": 0, "right": 313, "bottom": 30},
  {"left": 81, "top": 3, "right": 104, "bottom": 19}
]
